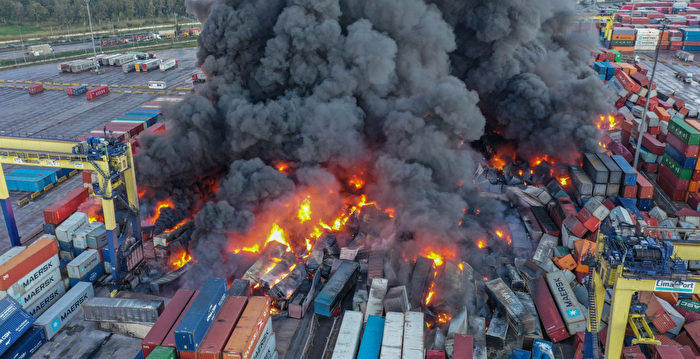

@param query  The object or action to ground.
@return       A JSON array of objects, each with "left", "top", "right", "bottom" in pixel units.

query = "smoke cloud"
[{"left": 136, "top": 0, "right": 609, "bottom": 280}]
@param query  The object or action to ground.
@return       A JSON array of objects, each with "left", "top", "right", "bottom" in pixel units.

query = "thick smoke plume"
[{"left": 136, "top": 0, "right": 609, "bottom": 280}]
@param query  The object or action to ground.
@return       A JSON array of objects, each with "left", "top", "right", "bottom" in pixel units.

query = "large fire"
[
  {"left": 172, "top": 250, "right": 192, "bottom": 268},
  {"left": 596, "top": 113, "right": 617, "bottom": 130}
]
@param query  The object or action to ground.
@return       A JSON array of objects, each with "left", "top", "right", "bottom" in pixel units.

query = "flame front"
[
  {"left": 477, "top": 239, "right": 487, "bottom": 249},
  {"left": 298, "top": 196, "right": 312, "bottom": 223},
  {"left": 172, "top": 251, "right": 192, "bottom": 268},
  {"left": 265, "top": 224, "right": 291, "bottom": 252},
  {"left": 437, "top": 312, "right": 452, "bottom": 324},
  {"left": 559, "top": 176, "right": 570, "bottom": 186}
]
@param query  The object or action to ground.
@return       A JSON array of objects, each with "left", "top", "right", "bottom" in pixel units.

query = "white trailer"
[
  {"left": 111, "top": 54, "right": 136, "bottom": 66},
  {"left": 380, "top": 312, "right": 404, "bottom": 359},
  {"left": 122, "top": 61, "right": 136, "bottom": 73},
  {"left": 148, "top": 81, "right": 167, "bottom": 90},
  {"left": 677, "top": 50, "right": 695, "bottom": 62},
  {"left": 331, "top": 311, "right": 363, "bottom": 359},
  {"left": 364, "top": 278, "right": 388, "bottom": 323},
  {"left": 159, "top": 58, "right": 178, "bottom": 72}
]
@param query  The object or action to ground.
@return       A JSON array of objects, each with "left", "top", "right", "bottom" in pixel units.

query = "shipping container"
[
  {"left": 4, "top": 170, "right": 55, "bottom": 192},
  {"left": 596, "top": 153, "right": 623, "bottom": 184},
  {"left": 2, "top": 325, "right": 47, "bottom": 359},
  {"left": 486, "top": 308, "right": 508, "bottom": 349},
  {"left": 365, "top": 278, "right": 388, "bottom": 323},
  {"left": 0, "top": 298, "right": 33, "bottom": 356},
  {"left": 86, "top": 86, "right": 109, "bottom": 100},
  {"left": 402, "top": 311, "right": 424, "bottom": 359},
  {"left": 28, "top": 84, "right": 44, "bottom": 95},
  {"left": 331, "top": 311, "right": 363, "bottom": 359},
  {"left": 453, "top": 334, "right": 474, "bottom": 359},
  {"left": 73, "top": 222, "right": 101, "bottom": 249},
  {"left": 0, "top": 237, "right": 58, "bottom": 291},
  {"left": 160, "top": 290, "right": 200, "bottom": 350},
  {"left": 611, "top": 155, "right": 638, "bottom": 186},
  {"left": 43, "top": 187, "right": 89, "bottom": 225},
  {"left": 55, "top": 212, "right": 88, "bottom": 250},
  {"left": 147, "top": 346, "right": 176, "bottom": 359},
  {"left": 67, "top": 249, "right": 100, "bottom": 279},
  {"left": 175, "top": 277, "right": 227, "bottom": 352},
  {"left": 583, "top": 153, "right": 609, "bottom": 184},
  {"left": 142, "top": 289, "right": 196, "bottom": 357},
  {"left": 197, "top": 296, "right": 247, "bottom": 359},
  {"left": 86, "top": 223, "right": 107, "bottom": 249},
  {"left": 83, "top": 297, "right": 164, "bottom": 324},
  {"left": 222, "top": 296, "right": 271, "bottom": 359},
  {"left": 357, "top": 315, "right": 384, "bottom": 359},
  {"left": 314, "top": 260, "right": 359, "bottom": 317},
  {"left": 123, "top": 61, "right": 136, "bottom": 73},
  {"left": 159, "top": 59, "right": 178, "bottom": 72},
  {"left": 25, "top": 280, "right": 66, "bottom": 318},
  {"left": 15, "top": 268, "right": 61, "bottom": 307},
  {"left": 485, "top": 278, "right": 535, "bottom": 335},
  {"left": 0, "top": 247, "right": 24, "bottom": 268},
  {"left": 66, "top": 85, "right": 87, "bottom": 96},
  {"left": 380, "top": 312, "right": 404, "bottom": 358},
  {"left": 68, "top": 260, "right": 104, "bottom": 286},
  {"left": 247, "top": 317, "right": 274, "bottom": 359},
  {"left": 545, "top": 271, "right": 586, "bottom": 334},
  {"left": 228, "top": 279, "right": 250, "bottom": 297},
  {"left": 529, "top": 277, "right": 570, "bottom": 342},
  {"left": 35, "top": 281, "right": 94, "bottom": 339}
]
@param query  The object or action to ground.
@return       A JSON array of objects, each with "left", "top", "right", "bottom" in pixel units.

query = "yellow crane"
[
  {"left": 0, "top": 136, "right": 140, "bottom": 286},
  {"left": 578, "top": 13, "right": 615, "bottom": 42},
  {"left": 591, "top": 228, "right": 700, "bottom": 359}
]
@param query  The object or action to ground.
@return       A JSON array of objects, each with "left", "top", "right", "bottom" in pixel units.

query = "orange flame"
[
  {"left": 424, "top": 252, "right": 445, "bottom": 267},
  {"left": 298, "top": 196, "right": 312, "bottom": 223},
  {"left": 233, "top": 244, "right": 260, "bottom": 254},
  {"left": 477, "top": 240, "right": 487, "bottom": 249},
  {"left": 265, "top": 223, "right": 291, "bottom": 252},
  {"left": 495, "top": 230, "right": 504, "bottom": 238},
  {"left": 172, "top": 251, "right": 192, "bottom": 268},
  {"left": 490, "top": 156, "right": 507, "bottom": 170},
  {"left": 425, "top": 282, "right": 436, "bottom": 306},
  {"left": 275, "top": 162, "right": 292, "bottom": 174},
  {"left": 348, "top": 175, "right": 365, "bottom": 190},
  {"left": 437, "top": 313, "right": 452, "bottom": 324},
  {"left": 559, "top": 177, "right": 570, "bottom": 186},
  {"left": 88, "top": 216, "right": 99, "bottom": 223},
  {"left": 164, "top": 218, "right": 188, "bottom": 233},
  {"left": 458, "top": 263, "right": 464, "bottom": 271}
]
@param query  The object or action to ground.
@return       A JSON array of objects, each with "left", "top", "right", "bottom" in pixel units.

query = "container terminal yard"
[{"left": 11, "top": 0, "right": 700, "bottom": 359}]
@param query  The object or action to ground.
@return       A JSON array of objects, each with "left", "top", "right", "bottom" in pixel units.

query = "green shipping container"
[
  {"left": 662, "top": 154, "right": 693, "bottom": 180},
  {"left": 669, "top": 117, "right": 700, "bottom": 145},
  {"left": 609, "top": 49, "right": 622, "bottom": 62},
  {"left": 610, "top": 40, "right": 635, "bottom": 46},
  {"left": 146, "top": 346, "right": 176, "bottom": 359}
]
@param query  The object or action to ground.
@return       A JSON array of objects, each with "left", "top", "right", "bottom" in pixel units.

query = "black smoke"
[{"left": 136, "top": 0, "right": 609, "bottom": 280}]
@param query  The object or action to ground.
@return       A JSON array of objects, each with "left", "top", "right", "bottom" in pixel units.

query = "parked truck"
[
  {"left": 677, "top": 50, "right": 695, "bottom": 62},
  {"left": 676, "top": 71, "right": 693, "bottom": 84},
  {"left": 27, "top": 44, "right": 53, "bottom": 57},
  {"left": 192, "top": 72, "right": 206, "bottom": 83}
]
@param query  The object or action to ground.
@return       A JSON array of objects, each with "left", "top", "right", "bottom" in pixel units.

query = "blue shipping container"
[
  {"left": 611, "top": 155, "right": 638, "bottom": 186},
  {"left": 638, "top": 198, "right": 654, "bottom": 212},
  {"left": 682, "top": 46, "right": 700, "bottom": 51},
  {"left": 174, "top": 277, "right": 227, "bottom": 352},
  {"left": 68, "top": 261, "right": 104, "bottom": 287},
  {"left": 357, "top": 316, "right": 384, "bottom": 359},
  {"left": 0, "top": 297, "right": 24, "bottom": 329},
  {"left": 2, "top": 325, "right": 46, "bottom": 359},
  {"left": 0, "top": 301, "right": 34, "bottom": 356},
  {"left": 314, "top": 261, "right": 360, "bottom": 317},
  {"left": 665, "top": 142, "right": 698, "bottom": 169},
  {"left": 4, "top": 171, "right": 55, "bottom": 192},
  {"left": 532, "top": 339, "right": 554, "bottom": 359},
  {"left": 510, "top": 349, "right": 531, "bottom": 359}
]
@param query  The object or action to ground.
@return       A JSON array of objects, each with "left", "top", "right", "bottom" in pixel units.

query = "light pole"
[
  {"left": 633, "top": 18, "right": 670, "bottom": 169},
  {"left": 85, "top": 0, "right": 100, "bottom": 73}
]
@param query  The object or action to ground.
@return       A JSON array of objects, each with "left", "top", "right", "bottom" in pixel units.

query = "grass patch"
[{"left": 0, "top": 25, "right": 42, "bottom": 37}]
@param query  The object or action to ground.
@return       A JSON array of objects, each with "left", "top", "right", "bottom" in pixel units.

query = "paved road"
[
  {"left": 0, "top": 42, "right": 94, "bottom": 61},
  {"left": 637, "top": 50, "right": 700, "bottom": 106}
]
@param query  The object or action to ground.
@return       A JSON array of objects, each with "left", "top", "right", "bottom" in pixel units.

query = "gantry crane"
[
  {"left": 588, "top": 223, "right": 700, "bottom": 359},
  {"left": 0, "top": 136, "right": 141, "bottom": 287},
  {"left": 578, "top": 13, "right": 615, "bottom": 42}
]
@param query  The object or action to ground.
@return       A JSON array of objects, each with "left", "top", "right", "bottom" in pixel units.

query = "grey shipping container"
[
  {"left": 596, "top": 153, "right": 622, "bottom": 184},
  {"left": 66, "top": 249, "right": 100, "bottom": 279},
  {"left": 26, "top": 280, "right": 66, "bottom": 318},
  {"left": 485, "top": 308, "right": 508, "bottom": 349},
  {"left": 35, "top": 281, "right": 94, "bottom": 339},
  {"left": 485, "top": 278, "right": 536, "bottom": 335},
  {"left": 545, "top": 271, "right": 586, "bottom": 334},
  {"left": 570, "top": 168, "right": 593, "bottom": 197},
  {"left": 83, "top": 297, "right": 164, "bottom": 324},
  {"left": 582, "top": 153, "right": 609, "bottom": 184}
]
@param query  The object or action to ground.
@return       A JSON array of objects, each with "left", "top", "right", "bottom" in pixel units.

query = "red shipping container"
[
  {"left": 675, "top": 331, "right": 700, "bottom": 355},
  {"left": 162, "top": 290, "right": 200, "bottom": 349},
  {"left": 655, "top": 106, "right": 671, "bottom": 122},
  {"left": 82, "top": 170, "right": 92, "bottom": 185},
  {"left": 197, "top": 296, "right": 248, "bottom": 359},
  {"left": 577, "top": 208, "right": 601, "bottom": 232},
  {"left": 564, "top": 214, "right": 588, "bottom": 238},
  {"left": 0, "top": 236, "right": 57, "bottom": 290},
  {"left": 142, "top": 289, "right": 197, "bottom": 357},
  {"left": 427, "top": 350, "right": 447, "bottom": 359},
  {"left": 635, "top": 63, "right": 649, "bottom": 75},
  {"left": 657, "top": 173, "right": 687, "bottom": 202},
  {"left": 642, "top": 133, "right": 665, "bottom": 155},
  {"left": 105, "top": 121, "right": 145, "bottom": 138},
  {"left": 686, "top": 321, "right": 700, "bottom": 353},
  {"left": 654, "top": 345, "right": 684, "bottom": 359},
  {"left": 602, "top": 198, "right": 616, "bottom": 210},
  {"left": 616, "top": 70, "right": 642, "bottom": 93},
  {"left": 637, "top": 173, "right": 655, "bottom": 199},
  {"left": 28, "top": 84, "right": 44, "bottom": 95},
  {"left": 86, "top": 86, "right": 109, "bottom": 100},
  {"left": 43, "top": 187, "right": 89, "bottom": 225},
  {"left": 623, "top": 346, "right": 645, "bottom": 359},
  {"left": 631, "top": 72, "right": 650, "bottom": 87},
  {"left": 671, "top": 96, "right": 686, "bottom": 110},
  {"left": 680, "top": 107, "right": 690, "bottom": 117},
  {"left": 609, "top": 141, "right": 634, "bottom": 163},
  {"left": 679, "top": 346, "right": 695, "bottom": 359},
  {"left": 667, "top": 132, "right": 700, "bottom": 157},
  {"left": 649, "top": 126, "right": 661, "bottom": 136},
  {"left": 659, "top": 165, "right": 690, "bottom": 191},
  {"left": 693, "top": 170, "right": 700, "bottom": 181},
  {"left": 178, "top": 351, "right": 196, "bottom": 359},
  {"left": 641, "top": 162, "right": 659, "bottom": 174},
  {"left": 689, "top": 192, "right": 700, "bottom": 211},
  {"left": 453, "top": 334, "right": 474, "bottom": 359},
  {"left": 622, "top": 185, "right": 638, "bottom": 198},
  {"left": 530, "top": 276, "right": 570, "bottom": 342}
]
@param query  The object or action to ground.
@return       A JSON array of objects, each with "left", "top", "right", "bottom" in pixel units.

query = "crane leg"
[{"left": 605, "top": 285, "right": 634, "bottom": 359}]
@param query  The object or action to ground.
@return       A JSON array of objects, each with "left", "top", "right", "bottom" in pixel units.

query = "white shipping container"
[
  {"left": 380, "top": 312, "right": 404, "bottom": 359},
  {"left": 0, "top": 247, "right": 24, "bottom": 267},
  {"left": 26, "top": 280, "right": 66, "bottom": 318},
  {"left": 67, "top": 249, "right": 100, "bottom": 279},
  {"left": 35, "top": 281, "right": 94, "bottom": 339},
  {"left": 250, "top": 317, "right": 273, "bottom": 359},
  {"left": 260, "top": 333, "right": 277, "bottom": 359},
  {"left": 402, "top": 312, "right": 424, "bottom": 359},
  {"left": 159, "top": 58, "right": 178, "bottom": 71},
  {"left": 56, "top": 212, "right": 89, "bottom": 245},
  {"left": 0, "top": 254, "right": 59, "bottom": 301},
  {"left": 331, "top": 311, "right": 363, "bottom": 359},
  {"left": 365, "top": 278, "right": 388, "bottom": 323},
  {"left": 73, "top": 222, "right": 102, "bottom": 249},
  {"left": 17, "top": 268, "right": 62, "bottom": 307}
]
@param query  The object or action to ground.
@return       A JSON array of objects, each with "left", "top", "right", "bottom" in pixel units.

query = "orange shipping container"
[
  {"left": 690, "top": 181, "right": 700, "bottom": 193},
  {"left": 553, "top": 254, "right": 577, "bottom": 271},
  {"left": 654, "top": 106, "right": 671, "bottom": 122},
  {"left": 574, "top": 239, "right": 597, "bottom": 273},
  {"left": 654, "top": 291, "right": 679, "bottom": 305},
  {"left": 0, "top": 236, "right": 58, "bottom": 290},
  {"left": 618, "top": 63, "right": 637, "bottom": 75},
  {"left": 222, "top": 297, "right": 271, "bottom": 359},
  {"left": 611, "top": 46, "right": 635, "bottom": 53}
]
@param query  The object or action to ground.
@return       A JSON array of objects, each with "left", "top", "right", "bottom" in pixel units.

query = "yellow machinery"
[
  {"left": 578, "top": 13, "right": 615, "bottom": 42},
  {"left": 592, "top": 228, "right": 700, "bottom": 359},
  {"left": 0, "top": 136, "right": 140, "bottom": 286}
]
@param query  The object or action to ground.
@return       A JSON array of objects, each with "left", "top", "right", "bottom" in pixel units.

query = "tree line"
[{"left": 0, "top": 0, "right": 189, "bottom": 25}]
